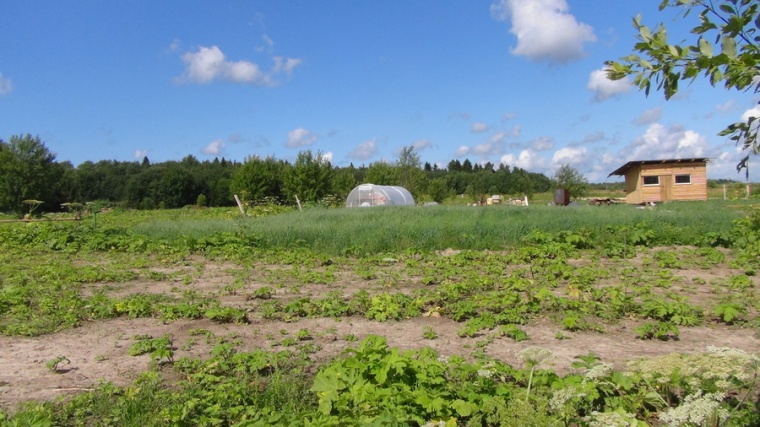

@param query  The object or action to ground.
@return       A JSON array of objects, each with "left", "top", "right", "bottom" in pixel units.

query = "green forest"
[{"left": 0, "top": 134, "right": 556, "bottom": 214}]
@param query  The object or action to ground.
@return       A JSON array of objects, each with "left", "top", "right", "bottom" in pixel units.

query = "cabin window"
[
  {"left": 674, "top": 174, "right": 691, "bottom": 184},
  {"left": 642, "top": 176, "right": 659, "bottom": 186}
]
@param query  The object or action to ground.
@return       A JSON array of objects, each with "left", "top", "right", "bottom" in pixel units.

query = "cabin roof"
[{"left": 608, "top": 158, "right": 709, "bottom": 177}]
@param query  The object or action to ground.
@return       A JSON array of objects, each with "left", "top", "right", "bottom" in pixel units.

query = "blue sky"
[{"left": 1, "top": 0, "right": 758, "bottom": 182}]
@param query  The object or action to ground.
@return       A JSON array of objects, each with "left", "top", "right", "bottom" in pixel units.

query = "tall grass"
[{"left": 133, "top": 200, "right": 749, "bottom": 255}]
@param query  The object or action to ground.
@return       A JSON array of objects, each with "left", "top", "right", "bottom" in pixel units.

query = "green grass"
[
  {"left": 133, "top": 200, "right": 748, "bottom": 255},
  {"left": 2, "top": 200, "right": 760, "bottom": 425}
]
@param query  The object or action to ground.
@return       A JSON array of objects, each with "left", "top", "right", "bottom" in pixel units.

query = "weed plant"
[
  {"left": 132, "top": 200, "right": 743, "bottom": 255},
  {"left": 2, "top": 336, "right": 758, "bottom": 426},
  {"left": 1, "top": 203, "right": 760, "bottom": 425}
]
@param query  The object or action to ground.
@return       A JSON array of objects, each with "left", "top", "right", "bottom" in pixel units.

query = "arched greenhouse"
[{"left": 345, "top": 184, "right": 415, "bottom": 207}]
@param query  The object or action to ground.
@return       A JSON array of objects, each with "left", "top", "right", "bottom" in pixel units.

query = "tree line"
[{"left": 0, "top": 134, "right": 553, "bottom": 214}]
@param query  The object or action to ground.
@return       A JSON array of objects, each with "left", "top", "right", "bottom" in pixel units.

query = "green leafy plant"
[
  {"left": 422, "top": 326, "right": 438, "bottom": 340},
  {"left": 251, "top": 286, "right": 274, "bottom": 300},
  {"left": 46, "top": 356, "right": 70, "bottom": 373},
  {"left": 499, "top": 324, "right": 529, "bottom": 342},
  {"left": 203, "top": 306, "right": 247, "bottom": 324},
  {"left": 295, "top": 328, "right": 312, "bottom": 341},
  {"left": 128, "top": 334, "right": 174, "bottom": 364},
  {"left": 713, "top": 301, "right": 747, "bottom": 324},
  {"left": 634, "top": 321, "right": 679, "bottom": 341}
]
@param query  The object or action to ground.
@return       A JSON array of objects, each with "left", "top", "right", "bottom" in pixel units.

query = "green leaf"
[
  {"left": 721, "top": 36, "right": 737, "bottom": 58},
  {"left": 311, "top": 370, "right": 344, "bottom": 393},
  {"left": 710, "top": 68, "right": 724, "bottom": 85},
  {"left": 698, "top": 38, "right": 713, "bottom": 56},
  {"left": 451, "top": 399, "right": 478, "bottom": 417},
  {"left": 638, "top": 25, "right": 652, "bottom": 41},
  {"left": 719, "top": 4, "right": 735, "bottom": 14}
]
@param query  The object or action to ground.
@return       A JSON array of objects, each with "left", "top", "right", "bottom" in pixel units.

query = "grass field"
[
  {"left": 129, "top": 199, "right": 753, "bottom": 255},
  {"left": 0, "top": 198, "right": 759, "bottom": 426}
]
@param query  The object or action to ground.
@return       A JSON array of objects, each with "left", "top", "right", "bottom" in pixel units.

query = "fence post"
[{"left": 233, "top": 195, "right": 245, "bottom": 215}]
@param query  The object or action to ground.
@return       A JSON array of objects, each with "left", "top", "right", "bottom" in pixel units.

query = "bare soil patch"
[
  {"left": 1, "top": 250, "right": 759, "bottom": 412},
  {"left": 1, "top": 315, "right": 758, "bottom": 411}
]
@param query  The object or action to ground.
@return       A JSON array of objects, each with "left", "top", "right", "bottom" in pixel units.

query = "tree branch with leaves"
[{"left": 606, "top": 0, "right": 760, "bottom": 175}]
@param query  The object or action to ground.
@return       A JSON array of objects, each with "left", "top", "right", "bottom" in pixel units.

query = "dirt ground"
[
  {"left": 1, "top": 315, "right": 758, "bottom": 411},
  {"left": 1, "top": 251, "right": 759, "bottom": 412}
]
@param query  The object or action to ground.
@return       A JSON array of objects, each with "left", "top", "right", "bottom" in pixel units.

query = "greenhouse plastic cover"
[{"left": 345, "top": 184, "right": 415, "bottom": 207}]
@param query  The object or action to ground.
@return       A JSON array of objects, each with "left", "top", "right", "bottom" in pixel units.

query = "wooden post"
[
  {"left": 233, "top": 194, "right": 245, "bottom": 215},
  {"left": 295, "top": 195, "right": 302, "bottom": 211},
  {"left": 747, "top": 184, "right": 751, "bottom": 199},
  {"left": 723, "top": 184, "right": 727, "bottom": 200}
]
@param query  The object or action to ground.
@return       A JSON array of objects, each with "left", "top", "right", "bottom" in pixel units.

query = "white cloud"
[
  {"left": 741, "top": 105, "right": 760, "bottom": 121},
  {"left": 202, "top": 139, "right": 225, "bottom": 155},
  {"left": 627, "top": 123, "right": 710, "bottom": 160},
  {"left": 705, "top": 149, "right": 753, "bottom": 179},
  {"left": 322, "top": 151, "right": 333, "bottom": 163},
  {"left": 715, "top": 100, "right": 735, "bottom": 113},
  {"left": 134, "top": 149, "right": 149, "bottom": 159},
  {"left": 473, "top": 141, "right": 503, "bottom": 156},
  {"left": 228, "top": 133, "right": 243, "bottom": 143},
  {"left": 530, "top": 136, "right": 554, "bottom": 151},
  {"left": 272, "top": 56, "right": 301, "bottom": 75},
  {"left": 455, "top": 145, "right": 470, "bottom": 157},
  {"left": 586, "top": 152, "right": 622, "bottom": 182},
  {"left": 286, "top": 127, "right": 317, "bottom": 148},
  {"left": 412, "top": 139, "right": 433, "bottom": 151},
  {"left": 491, "top": 0, "right": 596, "bottom": 64},
  {"left": 256, "top": 34, "right": 274, "bottom": 53},
  {"left": 587, "top": 67, "right": 631, "bottom": 101},
  {"left": 471, "top": 122, "right": 489, "bottom": 133},
  {"left": 490, "top": 131, "right": 507, "bottom": 144},
  {"left": 168, "top": 39, "right": 181, "bottom": 52},
  {"left": 552, "top": 146, "right": 587, "bottom": 166},
  {"left": 583, "top": 131, "right": 606, "bottom": 143},
  {"left": 500, "top": 149, "right": 548, "bottom": 171},
  {"left": 501, "top": 112, "right": 517, "bottom": 121},
  {"left": 176, "top": 45, "right": 301, "bottom": 86},
  {"left": 0, "top": 74, "right": 13, "bottom": 95},
  {"left": 490, "top": 127, "right": 520, "bottom": 141},
  {"left": 348, "top": 139, "right": 377, "bottom": 161},
  {"left": 633, "top": 107, "right": 662, "bottom": 126}
]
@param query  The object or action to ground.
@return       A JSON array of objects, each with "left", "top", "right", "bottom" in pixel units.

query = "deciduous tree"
[
  {"left": 395, "top": 145, "right": 427, "bottom": 199},
  {"left": 427, "top": 178, "right": 449, "bottom": 203},
  {"left": 364, "top": 161, "right": 398, "bottom": 185},
  {"left": 553, "top": 164, "right": 589, "bottom": 199},
  {"left": 282, "top": 150, "right": 334, "bottom": 203},
  {"left": 0, "top": 134, "right": 59, "bottom": 212},
  {"left": 606, "top": 0, "right": 760, "bottom": 174},
  {"left": 230, "top": 156, "right": 285, "bottom": 203}
]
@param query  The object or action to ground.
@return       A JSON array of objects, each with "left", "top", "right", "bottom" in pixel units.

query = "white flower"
[
  {"left": 549, "top": 386, "right": 586, "bottom": 412},
  {"left": 585, "top": 410, "right": 639, "bottom": 427},
  {"left": 477, "top": 369, "right": 494, "bottom": 379},
  {"left": 516, "top": 347, "right": 555, "bottom": 368},
  {"left": 658, "top": 392, "right": 728, "bottom": 427},
  {"left": 584, "top": 363, "right": 613, "bottom": 381}
]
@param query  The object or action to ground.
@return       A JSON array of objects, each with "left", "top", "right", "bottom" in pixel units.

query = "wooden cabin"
[{"left": 608, "top": 158, "right": 708, "bottom": 204}]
